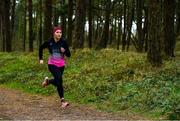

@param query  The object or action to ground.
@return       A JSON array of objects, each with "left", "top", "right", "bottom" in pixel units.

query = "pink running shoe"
[
  {"left": 61, "top": 101, "right": 69, "bottom": 108},
  {"left": 61, "top": 98, "right": 69, "bottom": 108}
]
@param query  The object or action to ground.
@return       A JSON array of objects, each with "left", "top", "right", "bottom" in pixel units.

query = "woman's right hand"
[{"left": 39, "top": 60, "right": 44, "bottom": 64}]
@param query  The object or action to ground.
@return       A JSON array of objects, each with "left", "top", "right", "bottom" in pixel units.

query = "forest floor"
[{"left": 0, "top": 86, "right": 146, "bottom": 120}]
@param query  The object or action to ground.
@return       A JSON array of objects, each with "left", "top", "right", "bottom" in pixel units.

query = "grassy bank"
[{"left": 0, "top": 49, "right": 179, "bottom": 119}]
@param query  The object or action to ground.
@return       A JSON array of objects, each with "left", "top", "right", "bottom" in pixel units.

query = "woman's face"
[{"left": 54, "top": 30, "right": 62, "bottom": 40}]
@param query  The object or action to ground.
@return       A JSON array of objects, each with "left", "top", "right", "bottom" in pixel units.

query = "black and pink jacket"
[{"left": 39, "top": 38, "right": 71, "bottom": 67}]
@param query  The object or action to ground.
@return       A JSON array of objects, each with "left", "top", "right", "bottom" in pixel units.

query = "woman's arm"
[
  {"left": 64, "top": 41, "right": 71, "bottom": 57},
  {"left": 39, "top": 41, "right": 49, "bottom": 60}
]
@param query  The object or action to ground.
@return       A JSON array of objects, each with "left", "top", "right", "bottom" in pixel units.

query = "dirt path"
[{"left": 0, "top": 87, "right": 145, "bottom": 120}]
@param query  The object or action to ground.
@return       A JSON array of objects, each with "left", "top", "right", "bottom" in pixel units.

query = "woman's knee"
[{"left": 55, "top": 77, "right": 62, "bottom": 84}]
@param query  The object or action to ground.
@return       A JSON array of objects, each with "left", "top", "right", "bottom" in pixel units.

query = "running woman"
[{"left": 39, "top": 26, "right": 71, "bottom": 108}]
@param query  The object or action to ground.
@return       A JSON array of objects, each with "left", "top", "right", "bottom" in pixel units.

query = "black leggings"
[{"left": 48, "top": 65, "right": 64, "bottom": 99}]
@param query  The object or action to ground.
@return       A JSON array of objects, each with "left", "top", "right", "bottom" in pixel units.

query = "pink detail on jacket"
[{"left": 48, "top": 56, "right": 65, "bottom": 67}]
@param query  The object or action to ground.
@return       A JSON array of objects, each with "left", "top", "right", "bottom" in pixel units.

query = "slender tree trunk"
[
  {"left": 0, "top": 2, "right": 3, "bottom": 51},
  {"left": 44, "top": 0, "right": 52, "bottom": 41},
  {"left": 67, "top": 0, "right": 73, "bottom": 46},
  {"left": 23, "top": 0, "right": 27, "bottom": 51},
  {"left": 53, "top": 2, "right": 59, "bottom": 26},
  {"left": 0, "top": 0, "right": 3, "bottom": 51},
  {"left": 0, "top": 0, "right": 6, "bottom": 52},
  {"left": 61, "top": 0, "right": 66, "bottom": 38},
  {"left": 117, "top": 16, "right": 122, "bottom": 50},
  {"left": 88, "top": 0, "right": 92, "bottom": 48},
  {"left": 2, "top": 25, "right": 5, "bottom": 51},
  {"left": 39, "top": 0, "right": 43, "bottom": 46},
  {"left": 5, "top": 0, "right": 12, "bottom": 52},
  {"left": 0, "top": 26, "right": 1, "bottom": 51},
  {"left": 147, "top": 0, "right": 162, "bottom": 66},
  {"left": 164, "top": 0, "right": 176, "bottom": 57},
  {"left": 109, "top": 26, "right": 112, "bottom": 45},
  {"left": 122, "top": 0, "right": 127, "bottom": 51},
  {"left": 136, "top": 0, "right": 144, "bottom": 52},
  {"left": 112, "top": 16, "right": 117, "bottom": 46},
  {"left": 95, "top": 17, "right": 100, "bottom": 43},
  {"left": 97, "top": 0, "right": 111, "bottom": 49},
  {"left": 73, "top": 0, "right": 86, "bottom": 49},
  {"left": 144, "top": 7, "right": 148, "bottom": 52},
  {"left": 0, "top": 0, "right": 6, "bottom": 51},
  {"left": 126, "top": 0, "right": 135, "bottom": 51},
  {"left": 28, "top": 0, "right": 33, "bottom": 52},
  {"left": 176, "top": 0, "right": 180, "bottom": 36},
  {"left": 11, "top": 0, "right": 16, "bottom": 42},
  {"left": 109, "top": 11, "right": 114, "bottom": 45},
  {"left": 94, "top": 0, "right": 100, "bottom": 44},
  {"left": 1, "top": 0, "right": 12, "bottom": 52}
]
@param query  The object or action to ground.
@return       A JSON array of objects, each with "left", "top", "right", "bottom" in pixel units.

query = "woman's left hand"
[{"left": 61, "top": 47, "right": 65, "bottom": 53}]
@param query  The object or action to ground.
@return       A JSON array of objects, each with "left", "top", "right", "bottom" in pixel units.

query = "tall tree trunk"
[
  {"left": 44, "top": 0, "right": 52, "bottom": 41},
  {"left": 5, "top": 0, "right": 12, "bottom": 52},
  {"left": 0, "top": 0, "right": 6, "bottom": 51},
  {"left": 67, "top": 0, "right": 73, "bottom": 46},
  {"left": 144, "top": 7, "right": 148, "bottom": 52},
  {"left": 122, "top": 0, "right": 127, "bottom": 51},
  {"left": 73, "top": 0, "right": 86, "bottom": 49},
  {"left": 97, "top": 0, "right": 111, "bottom": 49},
  {"left": 126, "top": 0, "right": 135, "bottom": 51},
  {"left": 28, "top": 0, "right": 33, "bottom": 52},
  {"left": 61, "top": 0, "right": 66, "bottom": 38},
  {"left": 23, "top": 0, "right": 27, "bottom": 51},
  {"left": 39, "top": 0, "right": 43, "bottom": 46},
  {"left": 176, "top": 0, "right": 180, "bottom": 37},
  {"left": 164, "top": 0, "right": 176, "bottom": 57},
  {"left": 112, "top": 16, "right": 117, "bottom": 46},
  {"left": 95, "top": 17, "right": 100, "bottom": 43},
  {"left": 11, "top": 0, "right": 16, "bottom": 42},
  {"left": 136, "top": 0, "right": 144, "bottom": 52},
  {"left": 147, "top": 0, "right": 162, "bottom": 66},
  {"left": 109, "top": 11, "right": 114, "bottom": 45},
  {"left": 53, "top": 1, "right": 59, "bottom": 26},
  {"left": 117, "top": 15, "right": 122, "bottom": 50},
  {"left": 88, "top": 0, "right": 92, "bottom": 48},
  {"left": 94, "top": 0, "right": 100, "bottom": 44},
  {"left": 1, "top": 10, "right": 6, "bottom": 51},
  {"left": 0, "top": 0, "right": 3, "bottom": 51},
  {"left": 109, "top": 25, "right": 112, "bottom": 45},
  {"left": 109, "top": 11, "right": 116, "bottom": 46}
]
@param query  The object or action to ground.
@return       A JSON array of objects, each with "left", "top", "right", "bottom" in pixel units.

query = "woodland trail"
[{"left": 0, "top": 87, "right": 145, "bottom": 120}]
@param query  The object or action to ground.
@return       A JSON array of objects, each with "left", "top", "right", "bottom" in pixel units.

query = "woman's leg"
[
  {"left": 48, "top": 65, "right": 64, "bottom": 99},
  {"left": 57, "top": 66, "right": 64, "bottom": 99}
]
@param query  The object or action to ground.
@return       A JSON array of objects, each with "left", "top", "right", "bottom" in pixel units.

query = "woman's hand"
[
  {"left": 39, "top": 60, "right": 44, "bottom": 64},
  {"left": 61, "top": 47, "right": 65, "bottom": 53}
]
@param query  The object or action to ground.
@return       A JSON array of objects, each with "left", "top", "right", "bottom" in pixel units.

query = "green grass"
[{"left": 0, "top": 48, "right": 179, "bottom": 120}]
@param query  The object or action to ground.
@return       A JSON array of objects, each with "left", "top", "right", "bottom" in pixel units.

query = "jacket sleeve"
[
  {"left": 64, "top": 41, "right": 71, "bottom": 57},
  {"left": 39, "top": 41, "right": 49, "bottom": 60}
]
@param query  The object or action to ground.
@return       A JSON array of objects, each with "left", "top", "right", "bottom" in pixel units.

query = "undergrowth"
[{"left": 0, "top": 49, "right": 179, "bottom": 120}]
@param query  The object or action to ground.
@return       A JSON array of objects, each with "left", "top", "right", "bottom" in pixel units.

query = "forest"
[
  {"left": 0, "top": 0, "right": 180, "bottom": 120},
  {"left": 0, "top": 0, "right": 179, "bottom": 65}
]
